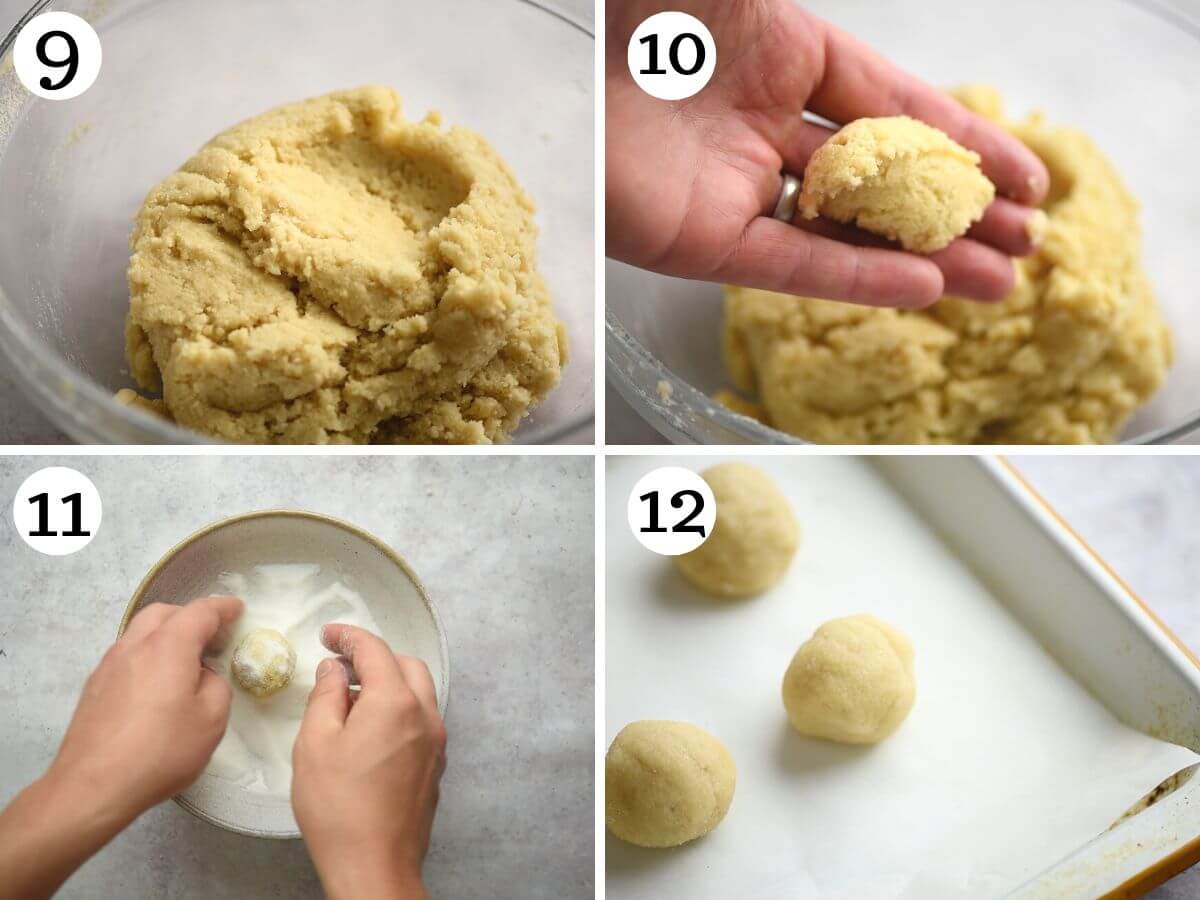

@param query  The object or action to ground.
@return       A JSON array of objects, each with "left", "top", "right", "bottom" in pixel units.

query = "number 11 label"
[
  {"left": 12, "top": 466, "right": 102, "bottom": 556},
  {"left": 627, "top": 466, "right": 716, "bottom": 556}
]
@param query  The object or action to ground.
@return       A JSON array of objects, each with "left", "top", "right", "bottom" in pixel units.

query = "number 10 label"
[
  {"left": 626, "top": 12, "right": 716, "bottom": 101},
  {"left": 627, "top": 467, "right": 716, "bottom": 556},
  {"left": 12, "top": 467, "right": 102, "bottom": 556}
]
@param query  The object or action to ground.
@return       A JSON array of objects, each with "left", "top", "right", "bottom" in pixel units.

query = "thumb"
[{"left": 301, "top": 658, "right": 351, "bottom": 734}]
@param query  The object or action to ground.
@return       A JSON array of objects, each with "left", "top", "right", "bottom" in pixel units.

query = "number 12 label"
[{"left": 627, "top": 467, "right": 716, "bottom": 556}]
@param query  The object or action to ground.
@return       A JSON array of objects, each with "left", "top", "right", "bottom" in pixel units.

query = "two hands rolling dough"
[{"left": 0, "top": 596, "right": 445, "bottom": 900}]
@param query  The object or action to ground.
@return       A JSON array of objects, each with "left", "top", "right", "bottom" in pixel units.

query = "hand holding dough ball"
[
  {"left": 782, "top": 615, "right": 915, "bottom": 744},
  {"left": 673, "top": 464, "right": 800, "bottom": 598},
  {"left": 231, "top": 628, "right": 297, "bottom": 698},
  {"left": 798, "top": 116, "right": 995, "bottom": 253},
  {"left": 605, "top": 720, "right": 736, "bottom": 848}
]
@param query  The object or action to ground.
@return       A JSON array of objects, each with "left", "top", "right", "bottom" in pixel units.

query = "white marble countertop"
[{"left": 0, "top": 455, "right": 595, "bottom": 899}]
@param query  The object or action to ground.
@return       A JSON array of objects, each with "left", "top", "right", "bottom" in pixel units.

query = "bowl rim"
[
  {"left": 605, "top": 305, "right": 803, "bottom": 445},
  {"left": 0, "top": 0, "right": 595, "bottom": 446},
  {"left": 605, "top": 274, "right": 1200, "bottom": 447},
  {"left": 119, "top": 508, "right": 451, "bottom": 840}
]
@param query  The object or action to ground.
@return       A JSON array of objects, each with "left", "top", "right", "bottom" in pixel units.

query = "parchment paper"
[{"left": 606, "top": 456, "right": 1200, "bottom": 900}]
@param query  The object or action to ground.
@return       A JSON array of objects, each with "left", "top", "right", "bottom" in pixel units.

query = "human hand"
[
  {"left": 50, "top": 595, "right": 243, "bottom": 821},
  {"left": 0, "top": 596, "right": 242, "bottom": 900},
  {"left": 293, "top": 624, "right": 446, "bottom": 900},
  {"left": 606, "top": 0, "right": 1050, "bottom": 307}
]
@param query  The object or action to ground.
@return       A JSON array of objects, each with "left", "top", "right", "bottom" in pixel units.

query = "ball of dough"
[
  {"left": 781, "top": 615, "right": 915, "bottom": 745},
  {"left": 231, "top": 628, "right": 297, "bottom": 698},
  {"left": 605, "top": 720, "right": 736, "bottom": 848},
  {"left": 798, "top": 115, "right": 995, "bottom": 253},
  {"left": 673, "top": 463, "right": 799, "bottom": 598}
]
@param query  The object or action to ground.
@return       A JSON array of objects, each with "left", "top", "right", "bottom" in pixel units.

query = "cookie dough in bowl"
[
  {"left": 121, "top": 86, "right": 566, "bottom": 444},
  {"left": 722, "top": 87, "right": 1173, "bottom": 445}
]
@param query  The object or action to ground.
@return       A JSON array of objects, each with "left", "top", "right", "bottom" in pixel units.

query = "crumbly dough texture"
[
  {"left": 605, "top": 720, "right": 736, "bottom": 848},
  {"left": 798, "top": 115, "right": 994, "bottom": 253},
  {"left": 723, "top": 87, "right": 1172, "bottom": 444},
  {"left": 674, "top": 463, "right": 800, "bottom": 598},
  {"left": 781, "top": 615, "right": 915, "bottom": 745},
  {"left": 231, "top": 628, "right": 297, "bottom": 698},
  {"left": 124, "top": 86, "right": 566, "bottom": 444}
]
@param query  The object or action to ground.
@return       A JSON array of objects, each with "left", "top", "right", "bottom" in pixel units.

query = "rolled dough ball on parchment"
[
  {"left": 673, "top": 463, "right": 800, "bottom": 598},
  {"left": 605, "top": 720, "right": 736, "bottom": 848},
  {"left": 798, "top": 115, "right": 995, "bottom": 253},
  {"left": 782, "top": 614, "right": 915, "bottom": 744}
]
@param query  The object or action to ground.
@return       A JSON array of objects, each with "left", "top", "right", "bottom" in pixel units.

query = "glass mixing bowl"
[
  {"left": 607, "top": 0, "right": 1200, "bottom": 445},
  {"left": 0, "top": 0, "right": 593, "bottom": 444}
]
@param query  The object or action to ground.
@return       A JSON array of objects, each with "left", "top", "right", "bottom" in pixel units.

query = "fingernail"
[
  {"left": 316, "top": 659, "right": 333, "bottom": 680},
  {"left": 1025, "top": 209, "right": 1048, "bottom": 247}
]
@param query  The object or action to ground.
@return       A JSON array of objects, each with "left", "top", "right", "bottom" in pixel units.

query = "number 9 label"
[
  {"left": 627, "top": 11, "right": 716, "bottom": 101},
  {"left": 12, "top": 466, "right": 102, "bottom": 556},
  {"left": 14, "top": 12, "right": 102, "bottom": 101},
  {"left": 627, "top": 466, "right": 716, "bottom": 556}
]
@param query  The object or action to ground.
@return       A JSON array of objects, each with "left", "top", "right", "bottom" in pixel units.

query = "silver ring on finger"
[{"left": 772, "top": 172, "right": 802, "bottom": 222}]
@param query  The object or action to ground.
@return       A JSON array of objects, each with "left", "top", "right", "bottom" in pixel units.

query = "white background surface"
[{"left": 0, "top": 455, "right": 595, "bottom": 898}]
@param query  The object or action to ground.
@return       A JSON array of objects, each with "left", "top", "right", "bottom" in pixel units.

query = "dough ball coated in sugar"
[
  {"left": 782, "top": 615, "right": 915, "bottom": 744},
  {"left": 231, "top": 628, "right": 297, "bottom": 698},
  {"left": 605, "top": 720, "right": 736, "bottom": 848},
  {"left": 674, "top": 463, "right": 799, "bottom": 598}
]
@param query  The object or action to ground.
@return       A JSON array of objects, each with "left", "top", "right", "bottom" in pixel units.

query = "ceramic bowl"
[{"left": 121, "top": 510, "right": 450, "bottom": 838}]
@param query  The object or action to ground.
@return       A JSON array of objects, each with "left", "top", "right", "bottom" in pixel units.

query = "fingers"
[
  {"left": 715, "top": 217, "right": 944, "bottom": 309},
  {"left": 301, "top": 658, "right": 352, "bottom": 733},
  {"left": 197, "top": 666, "right": 233, "bottom": 719},
  {"left": 394, "top": 655, "right": 439, "bottom": 714},
  {"left": 966, "top": 199, "right": 1045, "bottom": 258},
  {"left": 121, "top": 602, "right": 177, "bottom": 643},
  {"left": 773, "top": 119, "right": 837, "bottom": 186},
  {"left": 159, "top": 595, "right": 244, "bottom": 659},
  {"left": 925, "top": 239, "right": 1016, "bottom": 302},
  {"left": 786, "top": 206, "right": 1019, "bottom": 302},
  {"left": 320, "top": 624, "right": 404, "bottom": 694},
  {"left": 808, "top": 22, "right": 1048, "bottom": 205}
]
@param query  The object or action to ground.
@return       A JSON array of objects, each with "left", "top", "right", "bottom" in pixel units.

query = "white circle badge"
[
  {"left": 12, "top": 466, "right": 102, "bottom": 556},
  {"left": 627, "top": 466, "right": 716, "bottom": 556},
  {"left": 14, "top": 12, "right": 102, "bottom": 101},
  {"left": 627, "top": 11, "right": 716, "bottom": 101}
]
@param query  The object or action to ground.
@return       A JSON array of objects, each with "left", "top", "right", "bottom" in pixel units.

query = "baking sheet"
[{"left": 605, "top": 456, "right": 1200, "bottom": 899}]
